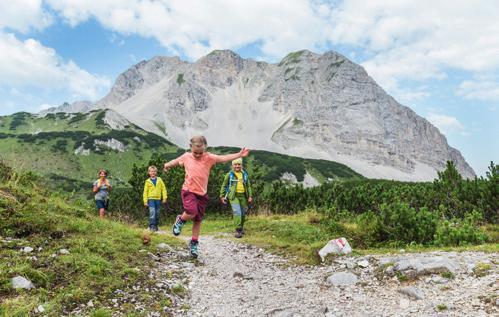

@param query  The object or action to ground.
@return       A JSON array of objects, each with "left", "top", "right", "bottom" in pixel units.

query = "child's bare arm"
[
  {"left": 163, "top": 157, "right": 182, "bottom": 171},
  {"left": 215, "top": 148, "right": 250, "bottom": 163}
]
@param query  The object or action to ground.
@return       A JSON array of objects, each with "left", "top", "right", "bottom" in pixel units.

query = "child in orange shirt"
[{"left": 163, "top": 135, "right": 249, "bottom": 258}]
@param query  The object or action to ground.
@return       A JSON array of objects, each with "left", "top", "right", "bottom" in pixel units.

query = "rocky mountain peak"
[
  {"left": 197, "top": 49, "right": 245, "bottom": 73},
  {"left": 51, "top": 50, "right": 475, "bottom": 180}
]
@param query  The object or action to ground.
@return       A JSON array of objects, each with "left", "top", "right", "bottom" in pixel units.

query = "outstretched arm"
[
  {"left": 215, "top": 147, "right": 250, "bottom": 163},
  {"left": 163, "top": 156, "right": 183, "bottom": 172}
]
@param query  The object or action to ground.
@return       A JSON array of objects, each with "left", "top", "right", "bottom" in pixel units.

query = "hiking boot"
[
  {"left": 172, "top": 215, "right": 185, "bottom": 236},
  {"left": 235, "top": 228, "right": 243, "bottom": 238},
  {"left": 189, "top": 240, "right": 199, "bottom": 258}
]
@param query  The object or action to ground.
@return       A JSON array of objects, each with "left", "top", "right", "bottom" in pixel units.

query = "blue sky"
[{"left": 0, "top": 0, "right": 498, "bottom": 176}]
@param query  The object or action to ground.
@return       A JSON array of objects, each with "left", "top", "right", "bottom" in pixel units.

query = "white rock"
[
  {"left": 59, "top": 248, "right": 70, "bottom": 255},
  {"left": 357, "top": 260, "right": 369, "bottom": 268},
  {"left": 94, "top": 138, "right": 126, "bottom": 152},
  {"left": 74, "top": 145, "right": 90, "bottom": 156},
  {"left": 87, "top": 300, "right": 94, "bottom": 307},
  {"left": 318, "top": 238, "right": 352, "bottom": 262},
  {"left": 11, "top": 276, "right": 34, "bottom": 289},
  {"left": 22, "top": 246, "right": 34, "bottom": 253},
  {"left": 37, "top": 305, "right": 45, "bottom": 313}
]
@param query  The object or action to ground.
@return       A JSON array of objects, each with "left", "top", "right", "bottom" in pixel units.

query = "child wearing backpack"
[{"left": 220, "top": 158, "right": 253, "bottom": 238}]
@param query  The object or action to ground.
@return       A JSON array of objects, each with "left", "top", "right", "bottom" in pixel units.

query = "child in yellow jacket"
[{"left": 143, "top": 165, "right": 167, "bottom": 231}]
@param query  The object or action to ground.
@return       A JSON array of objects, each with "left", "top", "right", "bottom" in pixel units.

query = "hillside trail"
[{"left": 171, "top": 234, "right": 498, "bottom": 317}]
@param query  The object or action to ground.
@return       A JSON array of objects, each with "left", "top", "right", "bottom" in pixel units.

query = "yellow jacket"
[{"left": 143, "top": 177, "right": 167, "bottom": 205}]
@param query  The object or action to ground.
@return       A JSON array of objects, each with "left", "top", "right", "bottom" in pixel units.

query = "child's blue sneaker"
[
  {"left": 172, "top": 215, "right": 185, "bottom": 236},
  {"left": 189, "top": 240, "right": 199, "bottom": 258}
]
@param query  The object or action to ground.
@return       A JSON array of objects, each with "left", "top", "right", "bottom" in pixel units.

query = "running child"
[{"left": 163, "top": 135, "right": 250, "bottom": 258}]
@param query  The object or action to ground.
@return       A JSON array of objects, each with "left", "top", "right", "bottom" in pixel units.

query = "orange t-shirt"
[{"left": 178, "top": 152, "right": 221, "bottom": 195}]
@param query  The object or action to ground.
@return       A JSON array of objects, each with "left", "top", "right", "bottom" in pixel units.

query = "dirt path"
[{"left": 178, "top": 235, "right": 498, "bottom": 317}]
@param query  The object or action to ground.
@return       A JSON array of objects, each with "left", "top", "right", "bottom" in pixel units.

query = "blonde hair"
[
  {"left": 190, "top": 135, "right": 207, "bottom": 146},
  {"left": 148, "top": 165, "right": 158, "bottom": 172}
]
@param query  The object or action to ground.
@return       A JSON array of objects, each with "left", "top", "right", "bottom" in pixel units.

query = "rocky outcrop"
[
  {"left": 39, "top": 100, "right": 94, "bottom": 115},
  {"left": 90, "top": 50, "right": 475, "bottom": 180}
]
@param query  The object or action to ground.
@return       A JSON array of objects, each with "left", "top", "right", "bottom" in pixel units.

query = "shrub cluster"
[{"left": 110, "top": 156, "right": 497, "bottom": 247}]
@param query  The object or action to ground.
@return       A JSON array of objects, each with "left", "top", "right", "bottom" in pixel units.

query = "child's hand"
[
  {"left": 248, "top": 197, "right": 253, "bottom": 204},
  {"left": 163, "top": 163, "right": 170, "bottom": 172},
  {"left": 220, "top": 197, "right": 227, "bottom": 204},
  {"left": 239, "top": 147, "right": 250, "bottom": 157}
]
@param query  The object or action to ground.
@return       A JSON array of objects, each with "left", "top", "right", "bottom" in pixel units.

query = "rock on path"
[{"left": 181, "top": 236, "right": 498, "bottom": 317}]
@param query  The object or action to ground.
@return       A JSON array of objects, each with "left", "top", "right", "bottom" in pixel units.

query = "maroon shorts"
[{"left": 181, "top": 190, "right": 209, "bottom": 222}]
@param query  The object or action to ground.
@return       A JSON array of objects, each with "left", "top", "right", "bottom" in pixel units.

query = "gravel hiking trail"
[{"left": 180, "top": 235, "right": 498, "bottom": 317}]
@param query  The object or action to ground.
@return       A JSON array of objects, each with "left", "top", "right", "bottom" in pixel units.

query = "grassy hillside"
[
  {"left": 0, "top": 111, "right": 362, "bottom": 193},
  {"left": 212, "top": 146, "right": 362, "bottom": 182},
  {"left": 0, "top": 160, "right": 187, "bottom": 316},
  {"left": 0, "top": 111, "right": 179, "bottom": 188}
]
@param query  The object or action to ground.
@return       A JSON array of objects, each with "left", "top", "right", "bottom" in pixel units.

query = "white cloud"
[
  {"left": 457, "top": 79, "right": 499, "bottom": 101},
  {"left": 325, "top": 0, "right": 499, "bottom": 96},
  {"left": 43, "top": 0, "right": 499, "bottom": 106},
  {"left": 0, "top": 0, "right": 52, "bottom": 33},
  {"left": 427, "top": 112, "right": 468, "bottom": 136},
  {"left": 47, "top": 0, "right": 331, "bottom": 60},
  {"left": 0, "top": 32, "right": 110, "bottom": 100}
]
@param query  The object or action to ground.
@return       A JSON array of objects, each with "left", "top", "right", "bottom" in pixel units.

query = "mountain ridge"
[{"left": 40, "top": 49, "right": 475, "bottom": 181}]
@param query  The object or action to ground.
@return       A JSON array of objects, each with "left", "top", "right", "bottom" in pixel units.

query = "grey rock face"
[
  {"left": 91, "top": 50, "right": 475, "bottom": 180},
  {"left": 39, "top": 100, "right": 94, "bottom": 116}
]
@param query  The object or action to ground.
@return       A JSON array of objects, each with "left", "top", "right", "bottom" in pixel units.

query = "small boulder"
[
  {"left": 394, "top": 256, "right": 458, "bottom": 278},
  {"left": 59, "top": 248, "right": 70, "bottom": 255},
  {"left": 11, "top": 276, "right": 34, "bottom": 289},
  {"left": 327, "top": 272, "right": 358, "bottom": 286},
  {"left": 357, "top": 260, "right": 369, "bottom": 268},
  {"left": 37, "top": 305, "right": 45, "bottom": 313},
  {"left": 157, "top": 243, "right": 172, "bottom": 251},
  {"left": 398, "top": 287, "right": 424, "bottom": 300},
  {"left": 22, "top": 246, "right": 34, "bottom": 253}
]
